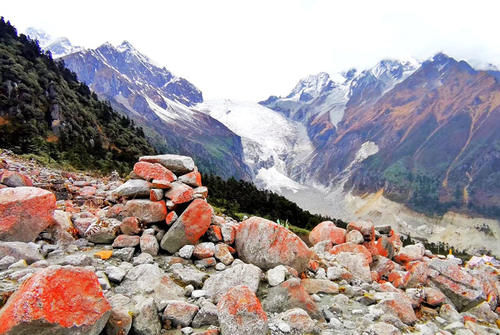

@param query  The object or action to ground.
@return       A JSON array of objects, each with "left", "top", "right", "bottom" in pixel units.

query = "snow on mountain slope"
[
  {"left": 25, "top": 27, "right": 82, "bottom": 58},
  {"left": 198, "top": 99, "right": 314, "bottom": 192}
]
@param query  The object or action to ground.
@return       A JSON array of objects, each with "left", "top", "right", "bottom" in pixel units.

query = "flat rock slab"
[
  {"left": 111, "top": 179, "right": 150, "bottom": 198},
  {"left": 0, "top": 187, "right": 56, "bottom": 242},
  {"left": 235, "top": 217, "right": 313, "bottom": 273},
  {"left": 139, "top": 154, "right": 195, "bottom": 175}
]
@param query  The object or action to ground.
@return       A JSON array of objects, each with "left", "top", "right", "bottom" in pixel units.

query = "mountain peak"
[{"left": 116, "top": 40, "right": 136, "bottom": 52}]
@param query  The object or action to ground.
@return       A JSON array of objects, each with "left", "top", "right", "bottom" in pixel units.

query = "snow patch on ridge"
[{"left": 255, "top": 167, "right": 306, "bottom": 194}]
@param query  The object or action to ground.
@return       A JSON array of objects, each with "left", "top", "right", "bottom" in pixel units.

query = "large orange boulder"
[
  {"left": 133, "top": 161, "right": 176, "bottom": 182},
  {"left": 235, "top": 217, "right": 313, "bottom": 273},
  {"left": 309, "top": 221, "right": 346, "bottom": 245},
  {"left": 160, "top": 199, "right": 213, "bottom": 253},
  {"left": 0, "top": 187, "right": 56, "bottom": 242},
  {"left": 217, "top": 285, "right": 268, "bottom": 335},
  {"left": 0, "top": 266, "right": 111, "bottom": 335}
]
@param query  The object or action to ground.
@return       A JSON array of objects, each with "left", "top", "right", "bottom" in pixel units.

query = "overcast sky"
[{"left": 3, "top": 0, "right": 500, "bottom": 100}]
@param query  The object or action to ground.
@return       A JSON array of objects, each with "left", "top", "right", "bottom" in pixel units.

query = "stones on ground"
[
  {"left": 193, "top": 242, "right": 215, "bottom": 259},
  {"left": 301, "top": 278, "right": 339, "bottom": 294},
  {"left": 163, "top": 301, "right": 199, "bottom": 327},
  {"left": 120, "top": 217, "right": 141, "bottom": 235},
  {"left": 106, "top": 265, "right": 127, "bottom": 283},
  {"left": 105, "top": 294, "right": 133, "bottom": 335},
  {"left": 0, "top": 170, "right": 32, "bottom": 187},
  {"left": 160, "top": 199, "right": 213, "bottom": 253},
  {"left": 267, "top": 265, "right": 288, "bottom": 286},
  {"left": 263, "top": 278, "right": 321, "bottom": 319},
  {"left": 133, "top": 161, "right": 176, "bottom": 182},
  {"left": 192, "top": 301, "right": 219, "bottom": 328},
  {"left": 375, "top": 292, "right": 417, "bottom": 325},
  {"left": 335, "top": 251, "right": 372, "bottom": 282},
  {"left": 133, "top": 252, "right": 154, "bottom": 265},
  {"left": 309, "top": 220, "right": 346, "bottom": 245},
  {"left": 217, "top": 285, "right": 268, "bottom": 335},
  {"left": 0, "top": 241, "right": 43, "bottom": 264},
  {"left": 111, "top": 179, "right": 151, "bottom": 198},
  {"left": 202, "top": 262, "right": 262, "bottom": 302},
  {"left": 122, "top": 199, "right": 167, "bottom": 224},
  {"left": 165, "top": 182, "right": 194, "bottom": 204},
  {"left": 234, "top": 216, "right": 313, "bottom": 273},
  {"left": 139, "top": 154, "right": 195, "bottom": 175},
  {"left": 179, "top": 245, "right": 195, "bottom": 259},
  {"left": 86, "top": 219, "right": 121, "bottom": 244},
  {"left": 132, "top": 296, "right": 162, "bottom": 335},
  {"left": 0, "top": 187, "right": 56, "bottom": 242},
  {"left": 112, "top": 234, "right": 140, "bottom": 248},
  {"left": 171, "top": 264, "right": 209, "bottom": 288},
  {"left": 112, "top": 247, "right": 135, "bottom": 262},
  {"left": 140, "top": 233, "right": 159, "bottom": 256},
  {"left": 214, "top": 243, "right": 234, "bottom": 265},
  {"left": 0, "top": 266, "right": 111, "bottom": 335},
  {"left": 278, "top": 308, "right": 316, "bottom": 333}
]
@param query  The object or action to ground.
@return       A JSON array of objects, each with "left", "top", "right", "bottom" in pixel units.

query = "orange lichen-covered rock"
[
  {"left": 309, "top": 221, "right": 346, "bottom": 245},
  {"left": 262, "top": 278, "right": 321, "bottom": 319},
  {"left": 0, "top": 170, "right": 33, "bottom": 187},
  {"left": 377, "top": 295, "right": 417, "bottom": 325},
  {"left": 235, "top": 217, "right": 313, "bottom": 273},
  {"left": 347, "top": 220, "right": 375, "bottom": 241},
  {"left": 94, "top": 250, "right": 113, "bottom": 260},
  {"left": 217, "top": 285, "right": 268, "bottom": 335},
  {"left": 133, "top": 161, "right": 176, "bottom": 182},
  {"left": 160, "top": 199, "right": 214, "bottom": 253},
  {"left": 178, "top": 170, "right": 202, "bottom": 187},
  {"left": 0, "top": 187, "right": 56, "bottom": 242},
  {"left": 0, "top": 267, "right": 111, "bottom": 335},
  {"left": 330, "top": 242, "right": 373, "bottom": 264},
  {"left": 165, "top": 182, "right": 194, "bottom": 205}
]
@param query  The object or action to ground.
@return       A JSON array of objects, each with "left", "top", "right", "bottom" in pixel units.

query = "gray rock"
[
  {"left": 86, "top": 219, "right": 121, "bottom": 244},
  {"left": 192, "top": 301, "right": 219, "bottom": 328},
  {"left": 202, "top": 262, "right": 262, "bottom": 302},
  {"left": 278, "top": 308, "right": 316, "bottom": 333},
  {"left": 367, "top": 322, "right": 401, "bottom": 335},
  {"left": 163, "top": 301, "right": 199, "bottom": 327},
  {"left": 179, "top": 245, "right": 195, "bottom": 259},
  {"left": 111, "top": 179, "right": 151, "bottom": 198},
  {"left": 132, "top": 297, "right": 162, "bottom": 335},
  {"left": 345, "top": 230, "right": 364, "bottom": 244},
  {"left": 112, "top": 247, "right": 135, "bottom": 262},
  {"left": 132, "top": 253, "right": 154, "bottom": 265},
  {"left": 139, "top": 154, "right": 195, "bottom": 175},
  {"left": 0, "top": 241, "right": 43, "bottom": 264},
  {"left": 215, "top": 263, "right": 226, "bottom": 271},
  {"left": 8, "top": 259, "right": 27, "bottom": 269},
  {"left": 267, "top": 265, "right": 287, "bottom": 286},
  {"left": 61, "top": 253, "right": 93, "bottom": 266},
  {"left": 140, "top": 234, "right": 159, "bottom": 256},
  {"left": 106, "top": 266, "right": 127, "bottom": 283},
  {"left": 335, "top": 252, "right": 372, "bottom": 282},
  {"left": 0, "top": 255, "right": 16, "bottom": 270},
  {"left": 171, "top": 265, "right": 209, "bottom": 288},
  {"left": 105, "top": 294, "right": 133, "bottom": 335}
]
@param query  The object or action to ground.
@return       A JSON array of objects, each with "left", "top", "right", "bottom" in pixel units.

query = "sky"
[{"left": 3, "top": 0, "right": 500, "bottom": 100}]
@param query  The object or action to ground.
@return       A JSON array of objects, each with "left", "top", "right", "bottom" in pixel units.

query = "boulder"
[
  {"left": 429, "top": 259, "right": 486, "bottom": 312},
  {"left": 164, "top": 182, "right": 194, "bottom": 205},
  {"left": 163, "top": 301, "right": 199, "bottom": 327},
  {"left": 202, "top": 262, "right": 262, "bottom": 302},
  {"left": 309, "top": 221, "right": 346, "bottom": 245},
  {"left": 376, "top": 293, "right": 417, "bottom": 325},
  {"left": 122, "top": 200, "right": 167, "bottom": 224},
  {"left": 139, "top": 154, "right": 195, "bottom": 175},
  {"left": 345, "top": 230, "right": 364, "bottom": 244},
  {"left": 214, "top": 243, "right": 234, "bottom": 265},
  {"left": 192, "top": 301, "right": 219, "bottom": 328},
  {"left": 120, "top": 217, "right": 141, "bottom": 235},
  {"left": 235, "top": 217, "right": 313, "bottom": 273},
  {"left": 335, "top": 252, "right": 372, "bottom": 282},
  {"left": 277, "top": 308, "right": 315, "bottom": 334},
  {"left": 132, "top": 296, "right": 162, "bottom": 335},
  {"left": 263, "top": 278, "right": 321, "bottom": 319},
  {"left": 394, "top": 244, "right": 425, "bottom": 264},
  {"left": 0, "top": 241, "right": 43, "bottom": 264},
  {"left": 193, "top": 242, "right": 216, "bottom": 259},
  {"left": 267, "top": 265, "right": 288, "bottom": 286},
  {"left": 160, "top": 199, "right": 213, "bottom": 253},
  {"left": 0, "top": 187, "right": 56, "bottom": 242},
  {"left": 0, "top": 170, "right": 33, "bottom": 187},
  {"left": 178, "top": 171, "right": 202, "bottom": 187},
  {"left": 301, "top": 279, "right": 339, "bottom": 294},
  {"left": 140, "top": 234, "right": 159, "bottom": 256},
  {"left": 330, "top": 243, "right": 373, "bottom": 264},
  {"left": 347, "top": 220, "right": 375, "bottom": 240},
  {"left": 111, "top": 179, "right": 151, "bottom": 198},
  {"left": 112, "top": 234, "right": 140, "bottom": 248},
  {"left": 171, "top": 264, "right": 209, "bottom": 288},
  {"left": 0, "top": 266, "right": 111, "bottom": 335},
  {"left": 105, "top": 294, "right": 133, "bottom": 335},
  {"left": 133, "top": 161, "right": 176, "bottom": 182},
  {"left": 217, "top": 285, "right": 268, "bottom": 335}
]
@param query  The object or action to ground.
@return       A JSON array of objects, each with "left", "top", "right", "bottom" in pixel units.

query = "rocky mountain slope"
[
  {"left": 0, "top": 18, "right": 154, "bottom": 174},
  {"left": 0, "top": 150, "right": 499, "bottom": 335},
  {"left": 25, "top": 27, "right": 82, "bottom": 58},
  {"left": 59, "top": 39, "right": 251, "bottom": 180}
]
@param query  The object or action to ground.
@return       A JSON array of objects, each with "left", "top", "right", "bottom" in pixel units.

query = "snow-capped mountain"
[
  {"left": 62, "top": 41, "right": 251, "bottom": 179},
  {"left": 25, "top": 27, "right": 82, "bottom": 58},
  {"left": 198, "top": 99, "right": 313, "bottom": 193}
]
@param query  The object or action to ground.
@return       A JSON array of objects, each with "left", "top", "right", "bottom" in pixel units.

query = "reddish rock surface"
[
  {"left": 330, "top": 243, "right": 373, "bottom": 264},
  {"left": 0, "top": 170, "right": 33, "bottom": 187},
  {"left": 217, "top": 285, "right": 268, "bottom": 335},
  {"left": 309, "top": 221, "right": 346, "bottom": 245},
  {"left": 120, "top": 216, "right": 141, "bottom": 235},
  {"left": 179, "top": 170, "right": 202, "bottom": 187},
  {"left": 133, "top": 161, "right": 176, "bottom": 182},
  {"left": 165, "top": 211, "right": 178, "bottom": 225},
  {"left": 112, "top": 234, "right": 140, "bottom": 248},
  {"left": 160, "top": 199, "right": 214, "bottom": 253},
  {"left": 0, "top": 267, "right": 111, "bottom": 334},
  {"left": 301, "top": 279, "right": 339, "bottom": 294},
  {"left": 122, "top": 199, "right": 167, "bottom": 224},
  {"left": 193, "top": 242, "right": 216, "bottom": 259},
  {"left": 0, "top": 187, "right": 56, "bottom": 242},
  {"left": 235, "top": 217, "right": 313, "bottom": 273},
  {"left": 347, "top": 221, "right": 375, "bottom": 241},
  {"left": 165, "top": 182, "right": 194, "bottom": 205},
  {"left": 378, "top": 295, "right": 417, "bottom": 325}
]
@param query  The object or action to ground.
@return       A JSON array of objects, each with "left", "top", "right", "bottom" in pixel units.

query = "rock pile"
[{"left": 0, "top": 150, "right": 499, "bottom": 335}]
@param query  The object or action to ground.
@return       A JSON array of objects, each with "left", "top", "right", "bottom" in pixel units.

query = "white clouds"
[{"left": 3, "top": 0, "right": 500, "bottom": 100}]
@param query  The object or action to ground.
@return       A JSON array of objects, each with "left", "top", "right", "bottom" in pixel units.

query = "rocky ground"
[{"left": 0, "top": 149, "right": 499, "bottom": 335}]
